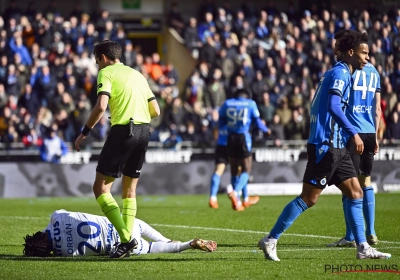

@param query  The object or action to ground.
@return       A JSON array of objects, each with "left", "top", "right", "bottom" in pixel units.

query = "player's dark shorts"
[
  {"left": 97, "top": 123, "right": 150, "bottom": 178},
  {"left": 303, "top": 143, "right": 357, "bottom": 189},
  {"left": 346, "top": 133, "right": 375, "bottom": 176},
  {"left": 215, "top": 144, "right": 229, "bottom": 165},
  {"left": 227, "top": 133, "right": 252, "bottom": 159}
]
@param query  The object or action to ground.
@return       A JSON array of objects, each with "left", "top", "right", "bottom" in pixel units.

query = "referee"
[{"left": 75, "top": 40, "right": 160, "bottom": 258}]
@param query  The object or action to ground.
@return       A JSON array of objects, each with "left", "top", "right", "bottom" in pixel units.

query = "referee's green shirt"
[{"left": 97, "top": 63, "right": 155, "bottom": 125}]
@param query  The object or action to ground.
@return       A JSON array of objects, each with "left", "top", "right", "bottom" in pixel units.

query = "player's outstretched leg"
[
  {"left": 149, "top": 239, "right": 217, "bottom": 253},
  {"left": 259, "top": 196, "right": 308, "bottom": 261},
  {"left": 190, "top": 238, "right": 217, "bottom": 252}
]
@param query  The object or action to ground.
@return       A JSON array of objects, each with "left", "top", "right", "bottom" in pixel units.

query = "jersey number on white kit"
[
  {"left": 353, "top": 71, "right": 377, "bottom": 100},
  {"left": 226, "top": 107, "right": 248, "bottom": 126},
  {"left": 77, "top": 221, "right": 102, "bottom": 255}
]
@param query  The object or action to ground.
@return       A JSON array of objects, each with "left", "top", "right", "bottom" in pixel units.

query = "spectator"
[
  {"left": 258, "top": 92, "right": 275, "bottom": 124},
  {"left": 167, "top": 2, "right": 185, "bottom": 36},
  {"left": 121, "top": 40, "right": 136, "bottom": 67},
  {"left": 0, "top": 83, "right": 7, "bottom": 110},
  {"left": 91, "top": 115, "right": 109, "bottom": 142},
  {"left": 198, "top": 119, "right": 215, "bottom": 148},
  {"left": 265, "top": 66, "right": 278, "bottom": 91},
  {"left": 198, "top": 12, "right": 215, "bottom": 42},
  {"left": 181, "top": 121, "right": 200, "bottom": 143},
  {"left": 65, "top": 75, "right": 80, "bottom": 101},
  {"left": 165, "top": 62, "right": 179, "bottom": 87},
  {"left": 0, "top": 55, "right": 8, "bottom": 84},
  {"left": 5, "top": 64, "right": 21, "bottom": 97},
  {"left": 163, "top": 129, "right": 183, "bottom": 150},
  {"left": 184, "top": 17, "right": 203, "bottom": 59},
  {"left": 149, "top": 53, "right": 163, "bottom": 82},
  {"left": 95, "top": 9, "right": 110, "bottom": 34},
  {"left": 199, "top": 34, "right": 217, "bottom": 66},
  {"left": 289, "top": 86, "right": 304, "bottom": 110},
  {"left": 16, "top": 112, "right": 34, "bottom": 138},
  {"left": 33, "top": 65, "right": 57, "bottom": 106},
  {"left": 285, "top": 109, "right": 306, "bottom": 140},
  {"left": 268, "top": 113, "right": 285, "bottom": 144},
  {"left": 275, "top": 97, "right": 292, "bottom": 128},
  {"left": 184, "top": 71, "right": 204, "bottom": 107},
  {"left": 9, "top": 33, "right": 32, "bottom": 66},
  {"left": 382, "top": 83, "right": 397, "bottom": 119},
  {"left": 54, "top": 109, "right": 74, "bottom": 142},
  {"left": 252, "top": 71, "right": 269, "bottom": 104},
  {"left": 40, "top": 123, "right": 68, "bottom": 163},
  {"left": 385, "top": 111, "right": 400, "bottom": 142},
  {"left": 204, "top": 68, "right": 226, "bottom": 111},
  {"left": 71, "top": 93, "right": 91, "bottom": 138},
  {"left": 252, "top": 47, "right": 268, "bottom": 73},
  {"left": 22, "top": 128, "right": 42, "bottom": 149},
  {"left": 163, "top": 97, "right": 186, "bottom": 133},
  {"left": 18, "top": 83, "right": 40, "bottom": 116},
  {"left": 380, "top": 27, "right": 392, "bottom": 56}
]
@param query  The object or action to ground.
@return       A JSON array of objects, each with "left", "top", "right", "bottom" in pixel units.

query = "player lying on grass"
[{"left": 23, "top": 209, "right": 217, "bottom": 257}]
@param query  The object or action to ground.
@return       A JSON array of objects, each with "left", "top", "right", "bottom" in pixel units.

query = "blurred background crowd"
[{"left": 0, "top": 0, "right": 400, "bottom": 160}]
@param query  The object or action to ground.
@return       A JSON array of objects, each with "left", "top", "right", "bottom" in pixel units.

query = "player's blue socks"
[
  {"left": 234, "top": 172, "right": 249, "bottom": 195},
  {"left": 231, "top": 175, "right": 238, "bottom": 189},
  {"left": 269, "top": 196, "right": 308, "bottom": 239},
  {"left": 346, "top": 198, "right": 366, "bottom": 244},
  {"left": 242, "top": 183, "right": 248, "bottom": 201},
  {"left": 210, "top": 173, "right": 221, "bottom": 197},
  {"left": 342, "top": 196, "right": 354, "bottom": 241},
  {"left": 363, "top": 186, "right": 376, "bottom": 236}
]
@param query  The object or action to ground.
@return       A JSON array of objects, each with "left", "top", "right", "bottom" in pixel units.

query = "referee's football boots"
[{"left": 110, "top": 237, "right": 138, "bottom": 258}]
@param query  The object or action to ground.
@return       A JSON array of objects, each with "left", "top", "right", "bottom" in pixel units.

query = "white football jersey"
[
  {"left": 44, "top": 210, "right": 149, "bottom": 257},
  {"left": 44, "top": 210, "right": 120, "bottom": 256}
]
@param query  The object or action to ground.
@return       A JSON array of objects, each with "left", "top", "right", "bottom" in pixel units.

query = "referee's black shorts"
[
  {"left": 346, "top": 133, "right": 376, "bottom": 176},
  {"left": 96, "top": 123, "right": 150, "bottom": 178}
]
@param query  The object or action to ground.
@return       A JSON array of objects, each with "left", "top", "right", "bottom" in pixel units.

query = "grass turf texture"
[{"left": 0, "top": 193, "right": 399, "bottom": 280}]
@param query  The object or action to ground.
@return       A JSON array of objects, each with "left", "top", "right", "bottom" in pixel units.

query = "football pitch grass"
[{"left": 0, "top": 193, "right": 399, "bottom": 280}]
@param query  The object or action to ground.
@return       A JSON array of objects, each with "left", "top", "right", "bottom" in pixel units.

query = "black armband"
[{"left": 81, "top": 125, "right": 92, "bottom": 136}]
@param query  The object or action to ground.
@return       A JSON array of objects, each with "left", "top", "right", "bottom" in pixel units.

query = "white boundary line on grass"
[
  {"left": 214, "top": 246, "right": 400, "bottom": 253},
  {"left": 3, "top": 216, "right": 399, "bottom": 245},
  {"left": 151, "top": 223, "right": 400, "bottom": 245}
]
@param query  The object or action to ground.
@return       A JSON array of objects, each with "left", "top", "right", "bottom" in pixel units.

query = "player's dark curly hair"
[
  {"left": 235, "top": 88, "right": 252, "bottom": 99},
  {"left": 93, "top": 40, "right": 122, "bottom": 61},
  {"left": 334, "top": 29, "right": 356, "bottom": 40},
  {"left": 336, "top": 31, "right": 369, "bottom": 53},
  {"left": 23, "top": 231, "right": 53, "bottom": 257}
]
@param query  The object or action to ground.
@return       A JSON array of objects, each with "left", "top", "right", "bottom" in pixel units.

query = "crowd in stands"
[
  {"left": 1, "top": 1, "right": 400, "bottom": 160},
  {"left": 168, "top": 1, "right": 400, "bottom": 147}
]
